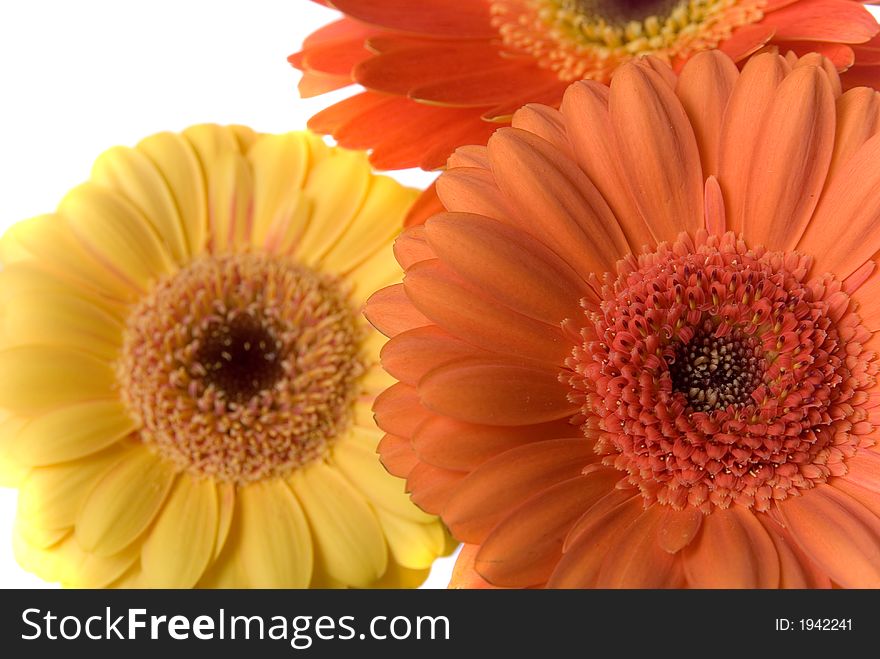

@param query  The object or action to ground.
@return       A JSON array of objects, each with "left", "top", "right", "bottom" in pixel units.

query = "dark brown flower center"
[
  {"left": 572, "top": 0, "right": 682, "bottom": 24},
  {"left": 669, "top": 321, "right": 765, "bottom": 413}
]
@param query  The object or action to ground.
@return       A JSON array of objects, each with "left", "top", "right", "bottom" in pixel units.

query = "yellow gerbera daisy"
[{"left": 0, "top": 125, "right": 452, "bottom": 588}]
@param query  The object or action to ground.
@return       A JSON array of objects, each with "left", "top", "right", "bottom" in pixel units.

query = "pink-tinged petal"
[
  {"left": 657, "top": 508, "right": 703, "bottom": 554},
  {"left": 475, "top": 475, "right": 612, "bottom": 587},
  {"left": 442, "top": 439, "right": 602, "bottom": 543},
  {"left": 488, "top": 127, "right": 630, "bottom": 275},
  {"left": 425, "top": 212, "right": 590, "bottom": 324},
  {"left": 364, "top": 284, "right": 431, "bottom": 338},
  {"left": 328, "top": 0, "right": 496, "bottom": 38},
  {"left": 419, "top": 357, "right": 578, "bottom": 426},
  {"left": 719, "top": 53, "right": 790, "bottom": 235},
  {"left": 760, "top": 0, "right": 877, "bottom": 43},
  {"left": 547, "top": 497, "right": 644, "bottom": 588},
  {"left": 741, "top": 65, "right": 835, "bottom": 251},
  {"left": 560, "top": 81, "right": 654, "bottom": 252},
  {"left": 797, "top": 132, "right": 880, "bottom": 278},
  {"left": 778, "top": 484, "right": 880, "bottom": 588},
  {"left": 682, "top": 506, "right": 780, "bottom": 588},
  {"left": 609, "top": 64, "right": 704, "bottom": 243},
  {"left": 675, "top": 51, "right": 739, "bottom": 177},
  {"left": 596, "top": 505, "right": 681, "bottom": 588},
  {"left": 404, "top": 259, "right": 571, "bottom": 364}
]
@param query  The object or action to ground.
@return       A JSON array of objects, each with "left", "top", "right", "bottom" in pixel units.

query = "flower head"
[
  {"left": 367, "top": 51, "right": 880, "bottom": 588},
  {"left": 0, "top": 125, "right": 452, "bottom": 588},
  {"left": 292, "top": 0, "right": 880, "bottom": 169}
]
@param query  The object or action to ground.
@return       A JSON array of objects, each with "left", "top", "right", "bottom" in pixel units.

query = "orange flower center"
[
  {"left": 567, "top": 232, "right": 877, "bottom": 512},
  {"left": 118, "top": 252, "right": 365, "bottom": 483},
  {"left": 491, "top": 0, "right": 765, "bottom": 80}
]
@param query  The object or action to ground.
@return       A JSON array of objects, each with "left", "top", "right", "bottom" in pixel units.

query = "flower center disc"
[
  {"left": 118, "top": 253, "right": 365, "bottom": 483},
  {"left": 570, "top": 0, "right": 681, "bottom": 25}
]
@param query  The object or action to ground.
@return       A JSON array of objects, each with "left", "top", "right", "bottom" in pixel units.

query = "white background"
[{"left": 0, "top": 0, "right": 447, "bottom": 589}]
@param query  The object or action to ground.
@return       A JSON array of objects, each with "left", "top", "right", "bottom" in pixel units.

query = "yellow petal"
[
  {"left": 206, "top": 152, "right": 253, "bottom": 252},
  {"left": 92, "top": 145, "right": 190, "bottom": 264},
  {"left": 1, "top": 214, "right": 137, "bottom": 302},
  {"left": 0, "top": 413, "right": 28, "bottom": 487},
  {"left": 236, "top": 479, "right": 313, "bottom": 587},
  {"left": 15, "top": 400, "right": 135, "bottom": 466},
  {"left": 0, "top": 346, "right": 116, "bottom": 413},
  {"left": 229, "top": 124, "right": 260, "bottom": 153},
  {"left": 294, "top": 149, "right": 371, "bottom": 265},
  {"left": 12, "top": 527, "right": 69, "bottom": 582},
  {"left": 60, "top": 183, "right": 176, "bottom": 292},
  {"left": 333, "top": 429, "right": 435, "bottom": 523},
  {"left": 49, "top": 534, "right": 141, "bottom": 588},
  {"left": 76, "top": 446, "right": 176, "bottom": 556},
  {"left": 369, "top": 559, "right": 432, "bottom": 589},
  {"left": 375, "top": 508, "right": 446, "bottom": 570},
  {"left": 320, "top": 176, "right": 416, "bottom": 274},
  {"left": 17, "top": 445, "right": 125, "bottom": 531},
  {"left": 0, "top": 262, "right": 127, "bottom": 320},
  {"left": 346, "top": 241, "right": 402, "bottom": 304},
  {"left": 360, "top": 363, "right": 397, "bottom": 396},
  {"left": 15, "top": 517, "right": 69, "bottom": 549},
  {"left": 247, "top": 132, "right": 309, "bottom": 247},
  {"left": 214, "top": 481, "right": 235, "bottom": 560},
  {"left": 141, "top": 473, "right": 218, "bottom": 588},
  {"left": 137, "top": 131, "right": 207, "bottom": 257},
  {"left": 290, "top": 461, "right": 387, "bottom": 587},
  {"left": 3, "top": 291, "right": 123, "bottom": 360}
]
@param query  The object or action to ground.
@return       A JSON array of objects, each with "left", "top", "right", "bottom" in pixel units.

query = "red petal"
[
  {"left": 762, "top": 0, "right": 878, "bottom": 43},
  {"left": 403, "top": 182, "right": 443, "bottom": 228},
  {"left": 717, "top": 23, "right": 777, "bottom": 61}
]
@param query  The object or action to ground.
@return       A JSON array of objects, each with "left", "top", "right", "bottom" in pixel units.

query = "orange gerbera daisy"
[
  {"left": 291, "top": 0, "right": 880, "bottom": 170},
  {"left": 365, "top": 51, "right": 880, "bottom": 588}
]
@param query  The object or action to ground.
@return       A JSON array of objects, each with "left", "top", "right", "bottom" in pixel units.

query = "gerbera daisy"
[
  {"left": 0, "top": 125, "right": 451, "bottom": 588},
  {"left": 291, "top": 0, "right": 880, "bottom": 170},
  {"left": 366, "top": 51, "right": 880, "bottom": 588}
]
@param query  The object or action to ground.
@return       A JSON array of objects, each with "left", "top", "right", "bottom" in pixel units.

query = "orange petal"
[
  {"left": 757, "top": 514, "right": 832, "bottom": 588},
  {"left": 329, "top": 0, "right": 495, "bottom": 38},
  {"left": 394, "top": 226, "right": 436, "bottom": 268},
  {"left": 436, "top": 167, "right": 516, "bottom": 222},
  {"left": 419, "top": 357, "right": 578, "bottom": 426},
  {"left": 675, "top": 51, "right": 739, "bottom": 177},
  {"left": 657, "top": 507, "right": 703, "bottom": 554},
  {"left": 412, "top": 415, "right": 575, "bottom": 471},
  {"left": 475, "top": 475, "right": 610, "bottom": 587},
  {"left": 487, "top": 127, "right": 630, "bottom": 275},
  {"left": 404, "top": 259, "right": 571, "bottom": 364},
  {"left": 377, "top": 434, "right": 419, "bottom": 479},
  {"left": 682, "top": 507, "right": 780, "bottom": 588},
  {"left": 560, "top": 81, "right": 654, "bottom": 252},
  {"left": 373, "top": 383, "right": 430, "bottom": 438},
  {"left": 405, "top": 461, "right": 467, "bottom": 514},
  {"left": 546, "top": 496, "right": 644, "bottom": 588},
  {"left": 827, "top": 86, "right": 880, "bottom": 182},
  {"left": 741, "top": 65, "right": 835, "bottom": 251},
  {"left": 511, "top": 104, "right": 573, "bottom": 157},
  {"left": 403, "top": 182, "right": 444, "bottom": 228},
  {"left": 761, "top": 0, "right": 878, "bottom": 44},
  {"left": 449, "top": 544, "right": 505, "bottom": 589},
  {"left": 381, "top": 325, "right": 491, "bottom": 386},
  {"left": 797, "top": 132, "right": 880, "bottom": 278},
  {"left": 364, "top": 283, "right": 431, "bottom": 338},
  {"left": 442, "top": 439, "right": 600, "bottom": 543},
  {"left": 609, "top": 64, "right": 703, "bottom": 243},
  {"left": 718, "top": 53, "right": 789, "bottom": 235},
  {"left": 717, "top": 23, "right": 777, "bottom": 62},
  {"left": 703, "top": 176, "right": 727, "bottom": 236},
  {"left": 778, "top": 484, "right": 880, "bottom": 587},
  {"left": 596, "top": 505, "right": 681, "bottom": 588},
  {"left": 425, "top": 212, "right": 590, "bottom": 324}
]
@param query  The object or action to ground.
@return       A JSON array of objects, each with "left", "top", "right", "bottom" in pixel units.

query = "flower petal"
[
  {"left": 140, "top": 473, "right": 218, "bottom": 588},
  {"left": 374, "top": 508, "right": 446, "bottom": 570},
  {"left": 291, "top": 461, "right": 387, "bottom": 587},
  {"left": 596, "top": 505, "right": 681, "bottom": 588},
  {"left": 364, "top": 283, "right": 432, "bottom": 338},
  {"left": 76, "top": 446, "right": 176, "bottom": 556}
]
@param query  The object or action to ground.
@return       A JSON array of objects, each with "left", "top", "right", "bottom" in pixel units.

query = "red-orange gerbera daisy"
[
  {"left": 365, "top": 51, "right": 880, "bottom": 588},
  {"left": 291, "top": 0, "right": 880, "bottom": 170}
]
